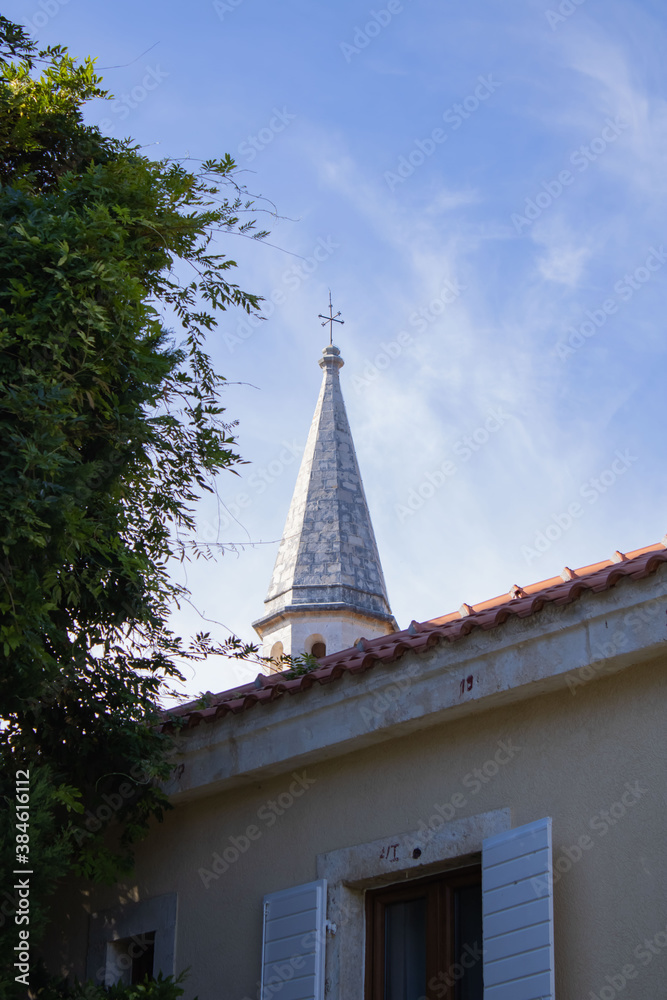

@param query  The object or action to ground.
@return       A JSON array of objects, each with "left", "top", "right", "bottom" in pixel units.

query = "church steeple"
[{"left": 253, "top": 338, "right": 397, "bottom": 666}]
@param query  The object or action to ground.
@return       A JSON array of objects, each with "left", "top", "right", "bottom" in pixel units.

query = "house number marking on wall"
[
  {"left": 379, "top": 843, "right": 400, "bottom": 862},
  {"left": 459, "top": 674, "right": 474, "bottom": 696}
]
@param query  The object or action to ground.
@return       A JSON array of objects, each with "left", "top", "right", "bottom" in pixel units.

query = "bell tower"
[{"left": 252, "top": 330, "right": 397, "bottom": 666}]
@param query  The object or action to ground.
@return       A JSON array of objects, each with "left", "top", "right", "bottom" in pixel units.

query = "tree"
[{"left": 0, "top": 18, "right": 267, "bottom": 993}]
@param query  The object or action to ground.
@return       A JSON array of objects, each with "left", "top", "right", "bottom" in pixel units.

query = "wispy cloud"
[{"left": 32, "top": 0, "right": 666, "bottom": 696}]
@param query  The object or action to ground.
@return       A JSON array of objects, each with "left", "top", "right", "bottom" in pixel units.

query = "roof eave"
[{"left": 163, "top": 561, "right": 667, "bottom": 803}]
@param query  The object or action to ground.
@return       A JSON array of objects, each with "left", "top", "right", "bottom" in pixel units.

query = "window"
[
  {"left": 305, "top": 633, "right": 326, "bottom": 658},
  {"left": 106, "top": 932, "right": 155, "bottom": 986},
  {"left": 365, "top": 867, "right": 482, "bottom": 1000},
  {"left": 86, "top": 893, "right": 177, "bottom": 988},
  {"left": 269, "top": 641, "right": 284, "bottom": 671},
  {"left": 263, "top": 815, "right": 555, "bottom": 1000}
]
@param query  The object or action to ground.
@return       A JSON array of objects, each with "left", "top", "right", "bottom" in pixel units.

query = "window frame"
[
  {"left": 316, "top": 807, "right": 510, "bottom": 1000},
  {"left": 106, "top": 931, "right": 156, "bottom": 986},
  {"left": 86, "top": 893, "right": 177, "bottom": 988},
  {"left": 364, "top": 865, "right": 482, "bottom": 1000}
]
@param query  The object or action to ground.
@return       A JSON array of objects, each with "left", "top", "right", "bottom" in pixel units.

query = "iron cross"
[{"left": 318, "top": 291, "right": 344, "bottom": 345}]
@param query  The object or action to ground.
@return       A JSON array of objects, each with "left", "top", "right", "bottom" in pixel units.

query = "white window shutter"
[
  {"left": 260, "top": 879, "right": 327, "bottom": 1000},
  {"left": 482, "top": 817, "right": 555, "bottom": 1000}
]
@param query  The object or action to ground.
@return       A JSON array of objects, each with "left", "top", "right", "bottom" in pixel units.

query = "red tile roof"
[{"left": 163, "top": 540, "right": 667, "bottom": 731}]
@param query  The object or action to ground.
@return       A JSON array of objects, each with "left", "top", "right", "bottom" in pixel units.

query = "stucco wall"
[{"left": 45, "top": 653, "right": 667, "bottom": 1000}]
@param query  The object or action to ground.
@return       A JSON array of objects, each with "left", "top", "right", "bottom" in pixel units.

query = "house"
[{"left": 45, "top": 339, "right": 667, "bottom": 1000}]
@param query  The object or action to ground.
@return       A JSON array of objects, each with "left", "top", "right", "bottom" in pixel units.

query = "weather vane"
[{"left": 318, "top": 291, "right": 344, "bottom": 346}]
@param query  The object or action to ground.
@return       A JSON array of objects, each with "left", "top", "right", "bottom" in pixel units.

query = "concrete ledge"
[
  {"left": 317, "top": 807, "right": 510, "bottom": 887},
  {"left": 253, "top": 596, "right": 397, "bottom": 632},
  {"left": 164, "top": 567, "right": 667, "bottom": 802}
]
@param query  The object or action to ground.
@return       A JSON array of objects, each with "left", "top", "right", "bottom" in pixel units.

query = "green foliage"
[
  {"left": 278, "top": 651, "right": 322, "bottom": 678},
  {"left": 35, "top": 970, "right": 192, "bottom": 1000},
  {"left": 0, "top": 17, "right": 268, "bottom": 997}
]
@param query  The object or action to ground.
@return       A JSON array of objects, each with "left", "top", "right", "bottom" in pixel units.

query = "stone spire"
[{"left": 253, "top": 344, "right": 397, "bottom": 665}]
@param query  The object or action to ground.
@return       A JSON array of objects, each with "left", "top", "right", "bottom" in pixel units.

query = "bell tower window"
[{"left": 269, "top": 641, "right": 284, "bottom": 671}]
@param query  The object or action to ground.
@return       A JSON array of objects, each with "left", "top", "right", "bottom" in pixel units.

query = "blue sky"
[{"left": 9, "top": 0, "right": 667, "bottom": 697}]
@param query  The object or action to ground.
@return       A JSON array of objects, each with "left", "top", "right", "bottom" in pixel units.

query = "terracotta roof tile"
[{"left": 163, "top": 540, "right": 667, "bottom": 731}]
